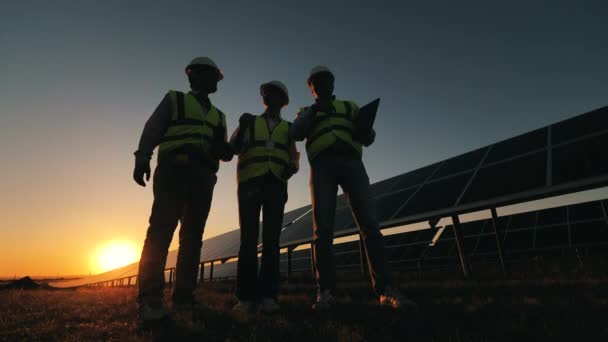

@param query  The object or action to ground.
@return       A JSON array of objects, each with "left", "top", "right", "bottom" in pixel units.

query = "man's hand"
[
  {"left": 211, "top": 141, "right": 234, "bottom": 161},
  {"left": 355, "top": 129, "right": 376, "bottom": 147},
  {"left": 133, "top": 157, "right": 151, "bottom": 187}
]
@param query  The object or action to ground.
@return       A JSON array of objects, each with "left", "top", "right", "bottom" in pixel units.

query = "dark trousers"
[
  {"left": 137, "top": 161, "right": 216, "bottom": 306},
  {"left": 310, "top": 154, "right": 389, "bottom": 295},
  {"left": 236, "top": 173, "right": 287, "bottom": 301}
]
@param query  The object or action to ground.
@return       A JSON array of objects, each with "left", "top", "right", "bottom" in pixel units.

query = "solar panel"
[
  {"left": 484, "top": 128, "right": 546, "bottom": 164},
  {"left": 501, "top": 229, "right": 534, "bottom": 252},
  {"left": 279, "top": 212, "right": 314, "bottom": 245},
  {"left": 460, "top": 152, "right": 547, "bottom": 204},
  {"left": 369, "top": 176, "right": 401, "bottom": 197},
  {"left": 395, "top": 172, "right": 473, "bottom": 217},
  {"left": 431, "top": 147, "right": 487, "bottom": 179},
  {"left": 534, "top": 225, "right": 570, "bottom": 249},
  {"left": 375, "top": 188, "right": 417, "bottom": 222},
  {"left": 537, "top": 206, "right": 567, "bottom": 226},
  {"left": 473, "top": 235, "right": 498, "bottom": 255},
  {"left": 508, "top": 211, "right": 537, "bottom": 229},
  {"left": 552, "top": 133, "right": 608, "bottom": 185},
  {"left": 281, "top": 205, "right": 312, "bottom": 226},
  {"left": 390, "top": 162, "right": 442, "bottom": 192},
  {"left": 571, "top": 221, "right": 608, "bottom": 245},
  {"left": 333, "top": 207, "right": 356, "bottom": 232},
  {"left": 552, "top": 106, "right": 608, "bottom": 144},
  {"left": 569, "top": 201, "right": 604, "bottom": 221},
  {"left": 460, "top": 220, "right": 488, "bottom": 236},
  {"left": 201, "top": 230, "right": 241, "bottom": 261}
]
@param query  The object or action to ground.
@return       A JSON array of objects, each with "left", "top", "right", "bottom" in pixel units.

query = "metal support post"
[
  {"left": 359, "top": 233, "right": 368, "bottom": 275},
  {"left": 490, "top": 208, "right": 507, "bottom": 276},
  {"left": 452, "top": 215, "right": 471, "bottom": 278},
  {"left": 287, "top": 247, "right": 293, "bottom": 283}
]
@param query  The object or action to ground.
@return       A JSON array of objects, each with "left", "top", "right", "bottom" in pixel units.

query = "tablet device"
[{"left": 356, "top": 98, "right": 380, "bottom": 134}]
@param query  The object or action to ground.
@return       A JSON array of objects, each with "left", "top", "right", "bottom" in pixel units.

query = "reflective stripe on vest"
[
  {"left": 304, "top": 99, "right": 362, "bottom": 161},
  {"left": 237, "top": 116, "right": 291, "bottom": 183},
  {"left": 158, "top": 91, "right": 225, "bottom": 167}
]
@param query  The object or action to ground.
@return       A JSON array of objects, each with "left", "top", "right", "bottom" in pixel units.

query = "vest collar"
[
  {"left": 188, "top": 91, "right": 211, "bottom": 111},
  {"left": 314, "top": 95, "right": 336, "bottom": 104}
]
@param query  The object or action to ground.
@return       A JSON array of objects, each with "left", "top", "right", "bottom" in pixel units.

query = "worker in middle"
[{"left": 230, "top": 80, "right": 300, "bottom": 314}]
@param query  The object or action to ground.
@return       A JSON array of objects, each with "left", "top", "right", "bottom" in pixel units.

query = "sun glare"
[{"left": 93, "top": 241, "right": 139, "bottom": 274}]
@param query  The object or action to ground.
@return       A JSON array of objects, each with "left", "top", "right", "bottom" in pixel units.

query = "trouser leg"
[
  {"left": 236, "top": 178, "right": 262, "bottom": 301},
  {"left": 137, "top": 164, "right": 185, "bottom": 306},
  {"left": 311, "top": 158, "right": 339, "bottom": 293},
  {"left": 340, "top": 158, "right": 389, "bottom": 295},
  {"left": 259, "top": 175, "right": 287, "bottom": 299},
  {"left": 172, "top": 165, "right": 216, "bottom": 303}
]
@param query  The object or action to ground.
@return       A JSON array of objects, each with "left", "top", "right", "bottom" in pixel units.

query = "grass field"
[{"left": 1, "top": 278, "right": 608, "bottom": 341}]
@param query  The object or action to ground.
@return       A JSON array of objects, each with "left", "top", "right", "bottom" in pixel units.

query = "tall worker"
[
  {"left": 291, "top": 66, "right": 417, "bottom": 311},
  {"left": 230, "top": 80, "right": 299, "bottom": 314},
  {"left": 132, "top": 57, "right": 233, "bottom": 322}
]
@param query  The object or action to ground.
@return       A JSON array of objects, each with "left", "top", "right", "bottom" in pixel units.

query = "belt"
[{"left": 159, "top": 150, "right": 217, "bottom": 172}]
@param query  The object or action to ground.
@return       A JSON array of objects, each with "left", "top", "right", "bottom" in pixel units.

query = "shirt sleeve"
[
  {"left": 134, "top": 92, "right": 173, "bottom": 160},
  {"left": 218, "top": 113, "right": 233, "bottom": 162},
  {"left": 349, "top": 101, "right": 360, "bottom": 120},
  {"left": 229, "top": 126, "right": 245, "bottom": 155},
  {"left": 290, "top": 106, "right": 316, "bottom": 142},
  {"left": 289, "top": 142, "right": 300, "bottom": 174}
]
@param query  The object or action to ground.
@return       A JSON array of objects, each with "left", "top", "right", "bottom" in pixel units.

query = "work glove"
[{"left": 133, "top": 156, "right": 151, "bottom": 187}]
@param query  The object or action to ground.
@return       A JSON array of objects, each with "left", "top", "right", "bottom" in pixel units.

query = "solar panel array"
[
  {"left": 275, "top": 105, "right": 608, "bottom": 247},
  {"left": 49, "top": 105, "right": 608, "bottom": 288}
]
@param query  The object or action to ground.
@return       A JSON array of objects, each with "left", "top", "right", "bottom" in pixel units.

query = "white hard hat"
[
  {"left": 185, "top": 56, "right": 224, "bottom": 80},
  {"left": 308, "top": 65, "right": 334, "bottom": 82},
  {"left": 260, "top": 80, "right": 289, "bottom": 104}
]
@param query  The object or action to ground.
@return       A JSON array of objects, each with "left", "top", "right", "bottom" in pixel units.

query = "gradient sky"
[{"left": 1, "top": 1, "right": 607, "bottom": 277}]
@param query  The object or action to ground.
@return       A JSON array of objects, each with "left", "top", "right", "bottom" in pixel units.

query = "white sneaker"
[
  {"left": 312, "top": 289, "right": 336, "bottom": 311},
  {"left": 379, "top": 287, "right": 419, "bottom": 311},
  {"left": 260, "top": 297, "right": 280, "bottom": 314},
  {"left": 233, "top": 300, "right": 257, "bottom": 314}
]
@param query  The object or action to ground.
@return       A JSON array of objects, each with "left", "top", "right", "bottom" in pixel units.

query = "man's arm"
[
  {"left": 214, "top": 113, "right": 233, "bottom": 162},
  {"left": 133, "top": 92, "right": 172, "bottom": 186},
  {"left": 134, "top": 93, "right": 172, "bottom": 160},
  {"left": 288, "top": 142, "right": 300, "bottom": 176},
  {"left": 289, "top": 107, "right": 316, "bottom": 142}
]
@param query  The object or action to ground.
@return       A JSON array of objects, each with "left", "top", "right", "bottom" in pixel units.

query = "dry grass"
[{"left": 1, "top": 279, "right": 607, "bottom": 341}]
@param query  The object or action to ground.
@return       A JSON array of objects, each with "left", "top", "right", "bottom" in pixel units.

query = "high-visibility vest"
[
  {"left": 158, "top": 90, "right": 226, "bottom": 170},
  {"left": 237, "top": 115, "right": 291, "bottom": 183},
  {"left": 303, "top": 98, "right": 362, "bottom": 161}
]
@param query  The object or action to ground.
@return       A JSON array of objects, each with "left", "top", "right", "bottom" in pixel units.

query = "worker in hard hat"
[
  {"left": 229, "top": 80, "right": 299, "bottom": 314},
  {"left": 133, "top": 56, "right": 233, "bottom": 323},
  {"left": 291, "top": 66, "right": 417, "bottom": 311}
]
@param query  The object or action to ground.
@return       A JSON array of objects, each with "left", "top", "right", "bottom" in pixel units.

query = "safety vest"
[
  {"left": 237, "top": 116, "right": 291, "bottom": 183},
  {"left": 303, "top": 98, "right": 362, "bottom": 161},
  {"left": 158, "top": 90, "right": 226, "bottom": 170}
]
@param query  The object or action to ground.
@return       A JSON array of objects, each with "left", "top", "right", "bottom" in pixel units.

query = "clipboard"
[{"left": 356, "top": 98, "right": 380, "bottom": 135}]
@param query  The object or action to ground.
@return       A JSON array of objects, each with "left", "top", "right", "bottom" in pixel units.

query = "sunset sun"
[{"left": 93, "top": 241, "right": 139, "bottom": 274}]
